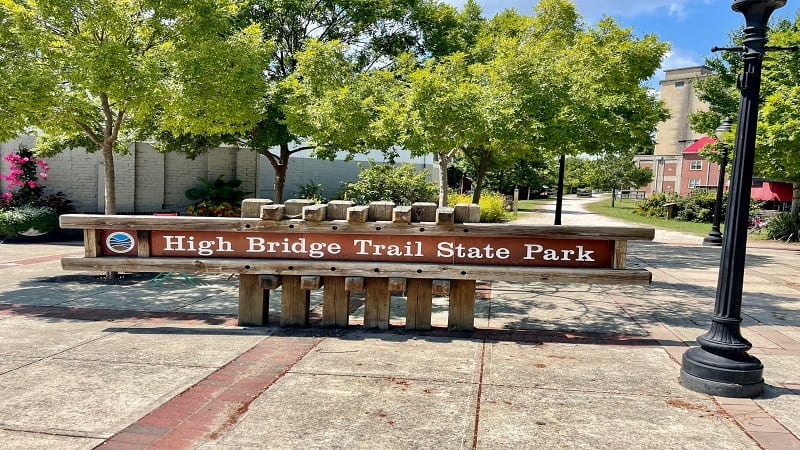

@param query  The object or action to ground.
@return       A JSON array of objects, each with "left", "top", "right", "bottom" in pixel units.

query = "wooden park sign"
[{"left": 60, "top": 200, "right": 654, "bottom": 331}]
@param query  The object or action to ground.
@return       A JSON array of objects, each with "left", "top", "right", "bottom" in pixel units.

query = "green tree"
[
  {"left": 584, "top": 151, "right": 653, "bottom": 207},
  {"left": 691, "top": 17, "right": 800, "bottom": 212},
  {"left": 0, "top": 0, "right": 270, "bottom": 214}
]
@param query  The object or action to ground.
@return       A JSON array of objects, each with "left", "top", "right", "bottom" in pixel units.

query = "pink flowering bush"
[{"left": 0, "top": 147, "right": 72, "bottom": 237}]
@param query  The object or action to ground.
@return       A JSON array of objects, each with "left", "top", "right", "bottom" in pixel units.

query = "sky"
[{"left": 443, "top": 0, "right": 798, "bottom": 88}]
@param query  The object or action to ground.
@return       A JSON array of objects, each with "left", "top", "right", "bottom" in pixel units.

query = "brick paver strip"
[
  {"left": 97, "top": 335, "right": 319, "bottom": 449},
  {"left": 0, "top": 251, "right": 83, "bottom": 269}
]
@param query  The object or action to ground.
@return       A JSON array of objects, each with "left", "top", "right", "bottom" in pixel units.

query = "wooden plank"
[
  {"left": 448, "top": 279, "right": 476, "bottom": 331},
  {"left": 613, "top": 240, "right": 628, "bottom": 270},
  {"left": 238, "top": 274, "right": 268, "bottom": 326},
  {"left": 61, "top": 257, "right": 654, "bottom": 285},
  {"left": 364, "top": 277, "right": 390, "bottom": 330},
  {"left": 432, "top": 279, "right": 450, "bottom": 296},
  {"left": 84, "top": 229, "right": 101, "bottom": 257},
  {"left": 454, "top": 204, "right": 481, "bottom": 224},
  {"left": 388, "top": 277, "right": 407, "bottom": 292},
  {"left": 392, "top": 206, "right": 412, "bottom": 224},
  {"left": 322, "top": 276, "right": 349, "bottom": 328},
  {"left": 137, "top": 230, "right": 150, "bottom": 257},
  {"left": 280, "top": 275, "right": 310, "bottom": 327},
  {"left": 368, "top": 201, "right": 395, "bottom": 221},
  {"left": 345, "top": 276, "right": 365, "bottom": 291},
  {"left": 347, "top": 206, "right": 369, "bottom": 223},
  {"left": 302, "top": 204, "right": 327, "bottom": 222},
  {"left": 326, "top": 201, "right": 354, "bottom": 220},
  {"left": 241, "top": 199, "right": 273, "bottom": 218},
  {"left": 58, "top": 214, "right": 656, "bottom": 240},
  {"left": 300, "top": 275, "right": 323, "bottom": 290},
  {"left": 405, "top": 278, "right": 433, "bottom": 331}
]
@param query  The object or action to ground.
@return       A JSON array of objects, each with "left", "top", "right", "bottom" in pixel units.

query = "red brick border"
[{"left": 96, "top": 336, "right": 319, "bottom": 449}]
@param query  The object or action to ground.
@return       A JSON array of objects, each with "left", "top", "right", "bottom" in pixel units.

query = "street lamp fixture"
[
  {"left": 702, "top": 119, "right": 733, "bottom": 246},
  {"left": 680, "top": 0, "right": 787, "bottom": 398}
]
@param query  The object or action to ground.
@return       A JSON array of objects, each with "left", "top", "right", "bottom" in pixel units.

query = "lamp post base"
[
  {"left": 680, "top": 347, "right": 764, "bottom": 398},
  {"left": 703, "top": 231, "right": 723, "bottom": 246}
]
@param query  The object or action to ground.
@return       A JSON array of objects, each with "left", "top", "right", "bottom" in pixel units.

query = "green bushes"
[
  {"left": 766, "top": 211, "right": 800, "bottom": 242},
  {"left": 0, "top": 205, "right": 59, "bottom": 236},
  {"left": 634, "top": 191, "right": 725, "bottom": 223},
  {"left": 185, "top": 175, "right": 249, "bottom": 217},
  {"left": 342, "top": 162, "right": 437, "bottom": 205},
  {"left": 448, "top": 191, "right": 509, "bottom": 223}
]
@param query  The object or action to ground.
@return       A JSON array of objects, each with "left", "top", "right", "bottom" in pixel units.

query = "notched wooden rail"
[{"left": 60, "top": 199, "right": 654, "bottom": 331}]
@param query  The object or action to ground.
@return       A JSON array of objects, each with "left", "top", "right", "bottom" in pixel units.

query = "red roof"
[{"left": 681, "top": 136, "right": 717, "bottom": 154}]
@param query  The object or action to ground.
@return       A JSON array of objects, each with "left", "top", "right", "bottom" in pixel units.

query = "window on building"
[
  {"left": 690, "top": 160, "right": 702, "bottom": 170},
  {"left": 688, "top": 178, "right": 701, "bottom": 188},
  {"left": 675, "top": 81, "right": 685, "bottom": 88}
]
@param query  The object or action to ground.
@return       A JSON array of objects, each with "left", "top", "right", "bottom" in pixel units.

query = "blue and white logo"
[{"left": 106, "top": 232, "right": 136, "bottom": 254}]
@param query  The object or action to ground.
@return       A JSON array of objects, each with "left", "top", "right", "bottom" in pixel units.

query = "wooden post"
[
  {"left": 285, "top": 199, "right": 315, "bottom": 217},
  {"left": 369, "top": 201, "right": 395, "bottom": 221},
  {"left": 406, "top": 278, "right": 433, "bottom": 331},
  {"left": 84, "top": 229, "right": 101, "bottom": 257},
  {"left": 137, "top": 230, "right": 150, "bottom": 257},
  {"left": 364, "top": 277, "right": 391, "bottom": 330},
  {"left": 448, "top": 279, "right": 476, "bottom": 331},
  {"left": 347, "top": 205, "right": 370, "bottom": 223},
  {"left": 238, "top": 274, "right": 268, "bottom": 326},
  {"left": 454, "top": 203, "right": 480, "bottom": 224},
  {"left": 411, "top": 202, "right": 437, "bottom": 222},
  {"left": 322, "top": 276, "right": 349, "bottom": 328},
  {"left": 327, "top": 200, "right": 354, "bottom": 220},
  {"left": 302, "top": 204, "right": 327, "bottom": 222},
  {"left": 241, "top": 199, "right": 273, "bottom": 218},
  {"left": 436, "top": 207, "right": 455, "bottom": 226},
  {"left": 613, "top": 240, "right": 628, "bottom": 269},
  {"left": 392, "top": 205, "right": 413, "bottom": 224},
  {"left": 280, "top": 275, "right": 310, "bottom": 326}
]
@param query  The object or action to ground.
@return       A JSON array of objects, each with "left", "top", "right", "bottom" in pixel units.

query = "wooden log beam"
[
  {"left": 364, "top": 277, "right": 390, "bottom": 330},
  {"left": 61, "top": 257, "right": 654, "bottom": 285},
  {"left": 238, "top": 274, "right": 268, "bottom": 326},
  {"left": 448, "top": 279, "right": 476, "bottom": 331},
  {"left": 280, "top": 275, "right": 310, "bottom": 327}
]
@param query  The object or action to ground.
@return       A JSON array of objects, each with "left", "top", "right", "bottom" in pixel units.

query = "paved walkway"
[{"left": 0, "top": 197, "right": 798, "bottom": 449}]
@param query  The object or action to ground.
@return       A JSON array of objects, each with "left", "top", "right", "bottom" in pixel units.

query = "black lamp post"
[
  {"left": 702, "top": 119, "right": 733, "bottom": 246},
  {"left": 681, "top": 0, "right": 787, "bottom": 398}
]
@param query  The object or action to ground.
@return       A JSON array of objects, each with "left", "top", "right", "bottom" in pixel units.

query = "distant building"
[{"left": 635, "top": 66, "right": 792, "bottom": 209}]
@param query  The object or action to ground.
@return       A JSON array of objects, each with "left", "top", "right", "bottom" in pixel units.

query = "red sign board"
[{"left": 134, "top": 231, "right": 614, "bottom": 268}]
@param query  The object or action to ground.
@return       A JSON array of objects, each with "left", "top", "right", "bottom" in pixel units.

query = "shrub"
[
  {"left": 185, "top": 175, "right": 249, "bottom": 217},
  {"left": 765, "top": 211, "right": 800, "bottom": 242},
  {"left": 635, "top": 190, "right": 728, "bottom": 223},
  {"left": 448, "top": 191, "right": 510, "bottom": 223},
  {"left": 296, "top": 181, "right": 325, "bottom": 203},
  {"left": 0, "top": 205, "right": 59, "bottom": 236},
  {"left": 342, "top": 162, "right": 437, "bottom": 205}
]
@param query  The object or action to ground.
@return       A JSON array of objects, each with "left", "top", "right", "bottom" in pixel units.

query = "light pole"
[
  {"left": 702, "top": 119, "right": 733, "bottom": 246},
  {"left": 680, "top": 0, "right": 787, "bottom": 398}
]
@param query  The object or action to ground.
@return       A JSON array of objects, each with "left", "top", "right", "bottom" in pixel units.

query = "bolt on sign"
[{"left": 101, "top": 230, "right": 614, "bottom": 268}]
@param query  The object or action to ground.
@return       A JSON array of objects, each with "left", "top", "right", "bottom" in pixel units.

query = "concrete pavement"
[{"left": 0, "top": 196, "right": 798, "bottom": 449}]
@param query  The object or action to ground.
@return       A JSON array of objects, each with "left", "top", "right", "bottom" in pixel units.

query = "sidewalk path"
[{"left": 0, "top": 200, "right": 797, "bottom": 449}]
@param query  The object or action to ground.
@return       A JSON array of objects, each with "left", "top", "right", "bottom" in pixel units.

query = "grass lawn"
[
  {"left": 516, "top": 198, "right": 552, "bottom": 212},
  {"left": 583, "top": 196, "right": 774, "bottom": 241},
  {"left": 583, "top": 197, "right": 716, "bottom": 237}
]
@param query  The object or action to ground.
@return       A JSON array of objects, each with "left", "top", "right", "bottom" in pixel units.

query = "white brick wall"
[{"left": 1, "top": 138, "right": 261, "bottom": 214}]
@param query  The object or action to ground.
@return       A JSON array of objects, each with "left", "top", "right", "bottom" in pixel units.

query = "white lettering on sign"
[
  {"left": 163, "top": 235, "right": 233, "bottom": 256},
  {"left": 245, "top": 237, "right": 342, "bottom": 259},
  {"left": 353, "top": 239, "right": 424, "bottom": 257},
  {"left": 524, "top": 244, "right": 594, "bottom": 262},
  {"left": 436, "top": 242, "right": 510, "bottom": 259}
]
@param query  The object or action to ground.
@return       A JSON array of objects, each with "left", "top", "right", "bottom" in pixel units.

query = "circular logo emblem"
[{"left": 106, "top": 232, "right": 136, "bottom": 254}]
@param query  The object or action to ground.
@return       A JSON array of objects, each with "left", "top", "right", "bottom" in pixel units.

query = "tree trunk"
[
  {"left": 611, "top": 187, "right": 616, "bottom": 208},
  {"left": 793, "top": 182, "right": 799, "bottom": 213},
  {"left": 470, "top": 151, "right": 489, "bottom": 204},
  {"left": 438, "top": 151, "right": 449, "bottom": 207},
  {"left": 102, "top": 143, "right": 116, "bottom": 215}
]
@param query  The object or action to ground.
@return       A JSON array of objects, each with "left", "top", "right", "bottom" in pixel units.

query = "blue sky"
[{"left": 444, "top": 0, "right": 798, "bottom": 87}]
